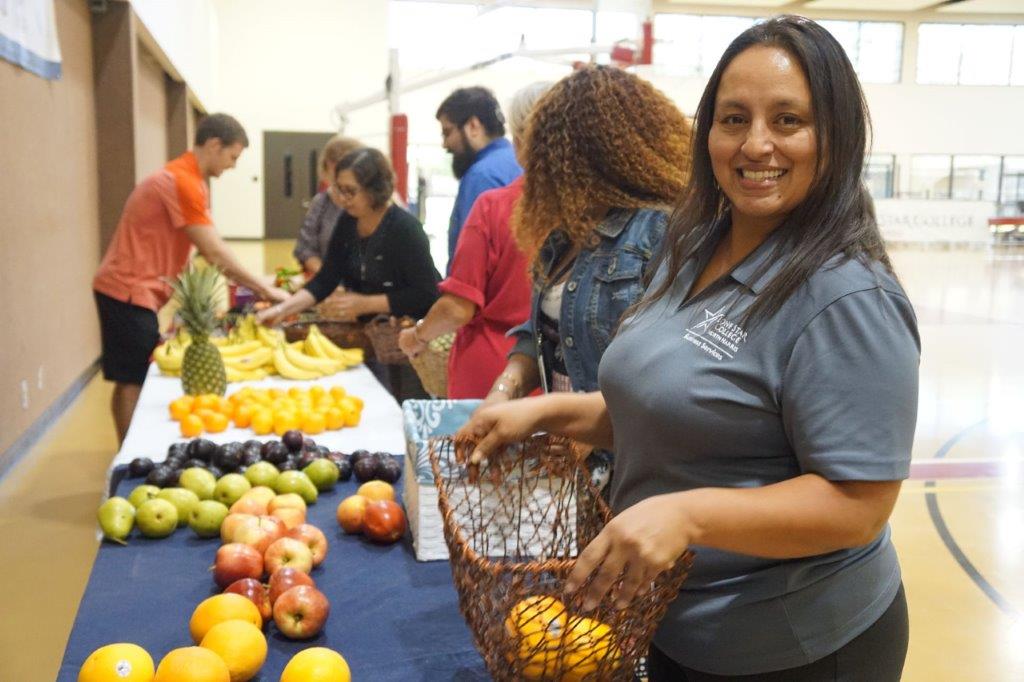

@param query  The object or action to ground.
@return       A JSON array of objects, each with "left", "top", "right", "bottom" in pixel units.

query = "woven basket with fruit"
[
  {"left": 429, "top": 434, "right": 693, "bottom": 681},
  {"left": 364, "top": 315, "right": 414, "bottom": 365},
  {"left": 409, "top": 332, "right": 454, "bottom": 398}
]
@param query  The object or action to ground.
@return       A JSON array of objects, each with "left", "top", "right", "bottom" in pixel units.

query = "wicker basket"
[
  {"left": 429, "top": 435, "right": 693, "bottom": 682},
  {"left": 409, "top": 333, "right": 453, "bottom": 398},
  {"left": 282, "top": 319, "right": 374, "bottom": 359},
  {"left": 364, "top": 315, "right": 414, "bottom": 365}
]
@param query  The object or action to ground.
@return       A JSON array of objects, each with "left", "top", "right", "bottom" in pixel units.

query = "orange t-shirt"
[{"left": 93, "top": 151, "right": 213, "bottom": 312}]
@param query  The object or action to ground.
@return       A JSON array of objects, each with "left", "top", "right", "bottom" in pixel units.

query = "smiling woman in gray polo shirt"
[{"left": 461, "top": 15, "right": 918, "bottom": 681}]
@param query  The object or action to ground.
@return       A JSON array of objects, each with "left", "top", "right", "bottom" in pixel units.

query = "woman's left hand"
[
  {"left": 565, "top": 492, "right": 699, "bottom": 611},
  {"left": 398, "top": 327, "right": 426, "bottom": 359}
]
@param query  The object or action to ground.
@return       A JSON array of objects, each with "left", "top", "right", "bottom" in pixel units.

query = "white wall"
[
  {"left": 210, "top": 0, "right": 389, "bottom": 238},
  {"left": 130, "top": 0, "right": 219, "bottom": 107}
]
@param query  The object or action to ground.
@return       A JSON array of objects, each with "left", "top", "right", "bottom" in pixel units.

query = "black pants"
[{"left": 649, "top": 584, "right": 908, "bottom": 682}]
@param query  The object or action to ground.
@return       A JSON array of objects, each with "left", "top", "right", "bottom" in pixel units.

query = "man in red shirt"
[{"left": 93, "top": 113, "right": 288, "bottom": 442}]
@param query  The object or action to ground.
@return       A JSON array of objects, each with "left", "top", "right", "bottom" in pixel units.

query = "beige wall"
[
  {"left": 0, "top": 0, "right": 102, "bottom": 455},
  {"left": 135, "top": 47, "right": 170, "bottom": 179}
]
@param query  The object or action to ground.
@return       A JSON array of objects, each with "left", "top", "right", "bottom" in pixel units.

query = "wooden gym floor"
[{"left": 0, "top": 241, "right": 1021, "bottom": 681}]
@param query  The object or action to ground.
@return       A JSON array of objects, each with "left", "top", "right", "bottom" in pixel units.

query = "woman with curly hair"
[{"left": 482, "top": 65, "right": 691, "bottom": 489}]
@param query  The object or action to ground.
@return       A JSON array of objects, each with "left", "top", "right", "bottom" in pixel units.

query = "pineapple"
[{"left": 170, "top": 263, "right": 227, "bottom": 396}]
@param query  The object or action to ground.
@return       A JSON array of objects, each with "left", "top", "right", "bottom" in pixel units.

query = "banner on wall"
[{"left": 0, "top": 0, "right": 62, "bottom": 80}]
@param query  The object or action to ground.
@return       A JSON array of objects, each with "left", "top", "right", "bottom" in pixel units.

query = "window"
[
  {"left": 952, "top": 155, "right": 1001, "bottom": 201},
  {"left": 654, "top": 14, "right": 755, "bottom": 78},
  {"left": 917, "top": 23, "right": 1022, "bottom": 86},
  {"left": 818, "top": 20, "right": 903, "bottom": 84},
  {"left": 999, "top": 156, "right": 1024, "bottom": 210},
  {"left": 864, "top": 154, "right": 896, "bottom": 199},
  {"left": 909, "top": 155, "right": 952, "bottom": 199}
]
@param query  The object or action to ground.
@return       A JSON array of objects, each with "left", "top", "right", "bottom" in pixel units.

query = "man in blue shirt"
[{"left": 436, "top": 87, "right": 522, "bottom": 273}]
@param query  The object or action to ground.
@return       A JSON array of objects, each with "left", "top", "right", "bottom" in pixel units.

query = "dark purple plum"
[
  {"left": 127, "top": 457, "right": 154, "bottom": 478},
  {"left": 353, "top": 455, "right": 379, "bottom": 483},
  {"left": 282, "top": 430, "right": 304, "bottom": 453},
  {"left": 376, "top": 456, "right": 402, "bottom": 484}
]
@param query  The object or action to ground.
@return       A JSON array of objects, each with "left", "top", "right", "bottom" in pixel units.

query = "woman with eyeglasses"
[{"left": 259, "top": 147, "right": 441, "bottom": 399}]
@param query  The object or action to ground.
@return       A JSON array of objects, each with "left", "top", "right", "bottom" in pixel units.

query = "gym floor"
[{"left": 1, "top": 242, "right": 1021, "bottom": 681}]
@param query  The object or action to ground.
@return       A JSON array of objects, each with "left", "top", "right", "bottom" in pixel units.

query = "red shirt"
[
  {"left": 93, "top": 151, "right": 213, "bottom": 311},
  {"left": 439, "top": 177, "right": 530, "bottom": 399}
]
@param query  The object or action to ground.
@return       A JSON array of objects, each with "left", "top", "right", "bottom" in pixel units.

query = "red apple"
[
  {"left": 268, "top": 493, "right": 307, "bottom": 513},
  {"left": 224, "top": 577, "right": 272, "bottom": 622},
  {"left": 213, "top": 543, "right": 263, "bottom": 588},
  {"left": 220, "top": 512, "right": 257, "bottom": 543},
  {"left": 264, "top": 537, "right": 314, "bottom": 575},
  {"left": 268, "top": 566, "right": 316, "bottom": 605},
  {"left": 234, "top": 515, "right": 285, "bottom": 555},
  {"left": 230, "top": 495, "right": 268, "bottom": 516},
  {"left": 270, "top": 506, "right": 306, "bottom": 530},
  {"left": 363, "top": 500, "right": 407, "bottom": 545},
  {"left": 336, "top": 494, "right": 368, "bottom": 534},
  {"left": 286, "top": 524, "right": 329, "bottom": 567},
  {"left": 273, "top": 585, "right": 330, "bottom": 639}
]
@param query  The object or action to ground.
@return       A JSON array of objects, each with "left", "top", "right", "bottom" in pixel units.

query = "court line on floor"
[{"left": 924, "top": 419, "right": 1020, "bottom": 619}]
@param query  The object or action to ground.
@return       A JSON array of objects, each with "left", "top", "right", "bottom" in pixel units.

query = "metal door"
[{"left": 264, "top": 130, "right": 335, "bottom": 239}]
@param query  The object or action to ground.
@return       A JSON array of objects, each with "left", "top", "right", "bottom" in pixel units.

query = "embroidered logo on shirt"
[{"left": 684, "top": 307, "right": 747, "bottom": 360}]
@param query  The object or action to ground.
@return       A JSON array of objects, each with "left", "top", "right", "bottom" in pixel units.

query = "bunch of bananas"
[{"left": 154, "top": 315, "right": 363, "bottom": 382}]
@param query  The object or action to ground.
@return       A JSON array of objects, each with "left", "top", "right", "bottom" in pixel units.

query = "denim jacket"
[{"left": 509, "top": 207, "right": 670, "bottom": 393}]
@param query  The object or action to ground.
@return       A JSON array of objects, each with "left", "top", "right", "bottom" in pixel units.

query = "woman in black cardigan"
[{"left": 260, "top": 147, "right": 440, "bottom": 400}]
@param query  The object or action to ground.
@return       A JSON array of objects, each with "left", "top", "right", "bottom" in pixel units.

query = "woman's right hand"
[{"left": 457, "top": 398, "right": 547, "bottom": 466}]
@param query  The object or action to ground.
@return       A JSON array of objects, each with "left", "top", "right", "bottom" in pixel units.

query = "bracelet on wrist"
[{"left": 413, "top": 319, "right": 429, "bottom": 344}]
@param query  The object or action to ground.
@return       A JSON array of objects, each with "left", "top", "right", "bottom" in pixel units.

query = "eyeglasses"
[{"left": 334, "top": 184, "right": 360, "bottom": 200}]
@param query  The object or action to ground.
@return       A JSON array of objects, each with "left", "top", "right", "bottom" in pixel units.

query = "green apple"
[
  {"left": 97, "top": 496, "right": 135, "bottom": 544},
  {"left": 244, "top": 461, "right": 280, "bottom": 489},
  {"left": 135, "top": 498, "right": 178, "bottom": 538},
  {"left": 303, "top": 459, "right": 339, "bottom": 492},
  {"left": 128, "top": 484, "right": 160, "bottom": 509},
  {"left": 157, "top": 487, "right": 200, "bottom": 527},
  {"left": 213, "top": 473, "right": 251, "bottom": 507},
  {"left": 188, "top": 499, "right": 230, "bottom": 538},
  {"left": 179, "top": 467, "right": 217, "bottom": 501},
  {"left": 274, "top": 471, "right": 317, "bottom": 503}
]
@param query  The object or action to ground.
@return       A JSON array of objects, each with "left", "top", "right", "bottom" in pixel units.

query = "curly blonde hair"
[{"left": 513, "top": 66, "right": 692, "bottom": 263}]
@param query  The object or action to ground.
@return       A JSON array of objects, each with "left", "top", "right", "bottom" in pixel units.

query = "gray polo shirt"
[{"left": 598, "top": 230, "right": 920, "bottom": 675}]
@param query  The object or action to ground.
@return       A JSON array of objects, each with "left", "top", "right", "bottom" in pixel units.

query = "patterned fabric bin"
[{"left": 402, "top": 399, "right": 481, "bottom": 561}]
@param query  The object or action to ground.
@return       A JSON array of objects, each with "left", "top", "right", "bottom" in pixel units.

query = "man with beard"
[{"left": 436, "top": 87, "right": 522, "bottom": 273}]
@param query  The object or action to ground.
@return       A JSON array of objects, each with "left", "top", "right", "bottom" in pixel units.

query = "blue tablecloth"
[{"left": 57, "top": 465, "right": 490, "bottom": 681}]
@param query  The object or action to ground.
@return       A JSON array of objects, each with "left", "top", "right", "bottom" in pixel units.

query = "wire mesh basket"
[
  {"left": 364, "top": 314, "right": 414, "bottom": 365},
  {"left": 409, "top": 333, "right": 454, "bottom": 398},
  {"left": 429, "top": 434, "right": 693, "bottom": 681}
]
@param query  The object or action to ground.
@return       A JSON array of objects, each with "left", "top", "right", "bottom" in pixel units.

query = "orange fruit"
[
  {"left": 199, "top": 619, "right": 267, "bottom": 682},
  {"left": 287, "top": 386, "right": 304, "bottom": 399},
  {"left": 154, "top": 646, "right": 229, "bottom": 682},
  {"left": 268, "top": 388, "right": 286, "bottom": 399},
  {"left": 77, "top": 642, "right": 154, "bottom": 682},
  {"left": 309, "top": 385, "right": 326, "bottom": 400},
  {"left": 329, "top": 386, "right": 347, "bottom": 401},
  {"left": 280, "top": 647, "right": 351, "bottom": 682},
  {"left": 189, "top": 594, "right": 262, "bottom": 644},
  {"left": 204, "top": 411, "right": 229, "bottom": 433},
  {"left": 169, "top": 396, "right": 195, "bottom": 421},
  {"left": 251, "top": 409, "right": 274, "bottom": 436},
  {"left": 233, "top": 404, "right": 254, "bottom": 429},
  {"left": 342, "top": 408, "right": 360, "bottom": 428},
  {"left": 302, "top": 412, "right": 326, "bottom": 435},
  {"left": 194, "top": 394, "right": 220, "bottom": 411},
  {"left": 347, "top": 395, "right": 364, "bottom": 410},
  {"left": 325, "top": 407, "right": 345, "bottom": 430},
  {"left": 504, "top": 596, "right": 568, "bottom": 680},
  {"left": 560, "top": 616, "right": 622, "bottom": 682},
  {"left": 180, "top": 414, "right": 204, "bottom": 438},
  {"left": 216, "top": 396, "right": 235, "bottom": 416},
  {"left": 273, "top": 411, "right": 299, "bottom": 436}
]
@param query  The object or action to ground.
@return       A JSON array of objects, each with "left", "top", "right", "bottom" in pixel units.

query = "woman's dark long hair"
[{"left": 644, "top": 15, "right": 891, "bottom": 325}]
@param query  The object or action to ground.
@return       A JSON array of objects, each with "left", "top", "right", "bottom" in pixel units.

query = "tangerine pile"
[{"left": 169, "top": 385, "right": 364, "bottom": 438}]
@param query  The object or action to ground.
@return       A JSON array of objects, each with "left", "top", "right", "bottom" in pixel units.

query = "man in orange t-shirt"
[{"left": 93, "top": 113, "right": 289, "bottom": 443}]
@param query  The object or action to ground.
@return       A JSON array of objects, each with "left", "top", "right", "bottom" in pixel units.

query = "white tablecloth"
[{"left": 111, "top": 364, "right": 406, "bottom": 470}]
